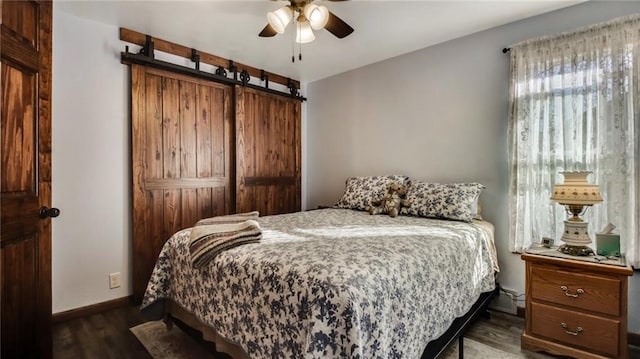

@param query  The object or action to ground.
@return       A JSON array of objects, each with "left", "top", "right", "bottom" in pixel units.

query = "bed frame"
[
  {"left": 160, "top": 284, "right": 499, "bottom": 359},
  {"left": 421, "top": 285, "right": 499, "bottom": 358}
]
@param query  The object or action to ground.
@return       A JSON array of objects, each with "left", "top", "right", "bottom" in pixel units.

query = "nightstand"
[{"left": 521, "top": 249, "right": 633, "bottom": 358}]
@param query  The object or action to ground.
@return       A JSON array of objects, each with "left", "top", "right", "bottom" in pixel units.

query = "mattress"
[{"left": 141, "top": 208, "right": 498, "bottom": 358}]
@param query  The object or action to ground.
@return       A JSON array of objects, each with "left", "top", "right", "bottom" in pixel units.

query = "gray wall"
[
  {"left": 52, "top": 10, "right": 131, "bottom": 312},
  {"left": 306, "top": 1, "right": 640, "bottom": 332}
]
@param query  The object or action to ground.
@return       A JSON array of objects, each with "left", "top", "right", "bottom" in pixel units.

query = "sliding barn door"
[
  {"left": 1, "top": 0, "right": 53, "bottom": 357},
  {"left": 131, "top": 65, "right": 233, "bottom": 302},
  {"left": 236, "top": 86, "right": 301, "bottom": 215}
]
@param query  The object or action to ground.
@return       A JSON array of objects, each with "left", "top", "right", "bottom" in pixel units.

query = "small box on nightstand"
[{"left": 596, "top": 233, "right": 620, "bottom": 257}]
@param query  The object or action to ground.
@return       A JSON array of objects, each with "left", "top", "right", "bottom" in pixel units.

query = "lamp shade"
[
  {"left": 550, "top": 171, "right": 602, "bottom": 205},
  {"left": 267, "top": 6, "right": 294, "bottom": 34},
  {"left": 303, "top": 4, "right": 329, "bottom": 30},
  {"left": 296, "top": 20, "right": 315, "bottom": 44}
]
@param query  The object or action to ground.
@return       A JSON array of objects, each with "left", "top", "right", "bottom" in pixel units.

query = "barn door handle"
[{"left": 39, "top": 206, "right": 60, "bottom": 219}]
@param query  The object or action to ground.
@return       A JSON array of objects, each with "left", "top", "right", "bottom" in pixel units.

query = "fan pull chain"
[
  {"left": 291, "top": 20, "right": 303, "bottom": 62},
  {"left": 291, "top": 22, "right": 295, "bottom": 63}
]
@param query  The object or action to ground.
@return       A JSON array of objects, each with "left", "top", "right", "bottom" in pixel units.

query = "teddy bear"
[{"left": 367, "top": 182, "right": 411, "bottom": 218}]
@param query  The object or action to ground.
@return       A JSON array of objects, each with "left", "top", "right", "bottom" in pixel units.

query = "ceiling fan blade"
[
  {"left": 259, "top": 23, "right": 278, "bottom": 37},
  {"left": 324, "top": 11, "right": 354, "bottom": 39}
]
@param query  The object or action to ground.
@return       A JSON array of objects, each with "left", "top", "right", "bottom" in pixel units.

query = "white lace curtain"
[{"left": 507, "top": 14, "right": 640, "bottom": 267}]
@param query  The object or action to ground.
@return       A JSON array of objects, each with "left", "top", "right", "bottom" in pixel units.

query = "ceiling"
[{"left": 57, "top": 0, "right": 585, "bottom": 83}]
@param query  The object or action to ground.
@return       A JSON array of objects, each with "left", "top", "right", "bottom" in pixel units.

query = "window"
[{"left": 507, "top": 15, "right": 639, "bottom": 266}]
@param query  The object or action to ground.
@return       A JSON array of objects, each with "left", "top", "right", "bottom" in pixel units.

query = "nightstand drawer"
[
  {"left": 530, "top": 302, "right": 620, "bottom": 357},
  {"left": 530, "top": 265, "right": 621, "bottom": 316}
]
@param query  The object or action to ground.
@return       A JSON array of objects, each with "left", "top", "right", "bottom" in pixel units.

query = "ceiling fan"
[{"left": 258, "top": 0, "right": 354, "bottom": 44}]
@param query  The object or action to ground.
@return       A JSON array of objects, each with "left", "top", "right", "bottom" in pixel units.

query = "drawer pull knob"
[
  {"left": 561, "top": 322, "right": 584, "bottom": 336},
  {"left": 560, "top": 285, "right": 584, "bottom": 298}
]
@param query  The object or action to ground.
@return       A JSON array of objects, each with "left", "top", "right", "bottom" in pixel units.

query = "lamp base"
[
  {"left": 559, "top": 219, "right": 594, "bottom": 256},
  {"left": 558, "top": 244, "right": 594, "bottom": 256}
]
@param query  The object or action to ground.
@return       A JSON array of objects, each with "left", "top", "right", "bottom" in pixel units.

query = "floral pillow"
[
  {"left": 400, "top": 181, "right": 485, "bottom": 222},
  {"left": 335, "top": 175, "right": 410, "bottom": 211}
]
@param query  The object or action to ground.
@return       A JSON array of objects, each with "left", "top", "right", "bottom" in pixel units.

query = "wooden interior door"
[
  {"left": 236, "top": 86, "right": 301, "bottom": 215},
  {"left": 1, "top": 0, "right": 53, "bottom": 357},
  {"left": 131, "top": 65, "right": 234, "bottom": 302}
]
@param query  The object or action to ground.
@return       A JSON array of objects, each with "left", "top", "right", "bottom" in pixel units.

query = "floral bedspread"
[{"left": 141, "top": 209, "right": 497, "bottom": 359}]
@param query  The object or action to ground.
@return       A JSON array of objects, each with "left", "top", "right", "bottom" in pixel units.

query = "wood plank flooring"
[
  {"left": 53, "top": 304, "right": 152, "bottom": 359},
  {"left": 52, "top": 305, "right": 639, "bottom": 358}
]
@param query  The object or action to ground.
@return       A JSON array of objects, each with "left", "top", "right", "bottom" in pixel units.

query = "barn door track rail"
[{"left": 119, "top": 28, "right": 305, "bottom": 101}]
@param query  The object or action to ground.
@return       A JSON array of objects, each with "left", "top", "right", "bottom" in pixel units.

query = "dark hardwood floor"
[
  {"left": 52, "top": 305, "right": 639, "bottom": 358},
  {"left": 53, "top": 304, "right": 152, "bottom": 359}
]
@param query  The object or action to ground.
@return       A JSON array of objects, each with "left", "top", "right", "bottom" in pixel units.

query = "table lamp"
[{"left": 550, "top": 171, "right": 602, "bottom": 256}]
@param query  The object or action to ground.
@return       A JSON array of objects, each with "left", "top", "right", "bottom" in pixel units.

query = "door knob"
[{"left": 39, "top": 206, "right": 60, "bottom": 219}]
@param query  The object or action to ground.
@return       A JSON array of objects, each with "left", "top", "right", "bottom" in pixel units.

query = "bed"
[{"left": 140, "top": 207, "right": 499, "bottom": 358}]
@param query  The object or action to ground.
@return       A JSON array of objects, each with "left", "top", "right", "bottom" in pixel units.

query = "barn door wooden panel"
[
  {"left": 131, "top": 65, "right": 233, "bottom": 302},
  {"left": 1, "top": 0, "right": 53, "bottom": 357},
  {"left": 236, "top": 86, "right": 301, "bottom": 215}
]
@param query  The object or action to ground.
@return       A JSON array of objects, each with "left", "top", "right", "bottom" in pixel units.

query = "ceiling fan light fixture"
[
  {"left": 303, "top": 4, "right": 329, "bottom": 30},
  {"left": 267, "top": 5, "right": 293, "bottom": 34},
  {"left": 296, "top": 20, "right": 315, "bottom": 44}
]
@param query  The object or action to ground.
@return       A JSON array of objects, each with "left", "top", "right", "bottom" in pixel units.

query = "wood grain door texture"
[
  {"left": 1, "top": 0, "right": 54, "bottom": 358},
  {"left": 235, "top": 86, "right": 301, "bottom": 216},
  {"left": 131, "top": 67, "right": 302, "bottom": 302},
  {"left": 131, "top": 65, "right": 234, "bottom": 302}
]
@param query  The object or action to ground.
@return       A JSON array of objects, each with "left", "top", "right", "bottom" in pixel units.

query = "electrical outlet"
[
  {"left": 490, "top": 287, "right": 518, "bottom": 314},
  {"left": 109, "top": 272, "right": 121, "bottom": 289},
  {"left": 502, "top": 287, "right": 518, "bottom": 299}
]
